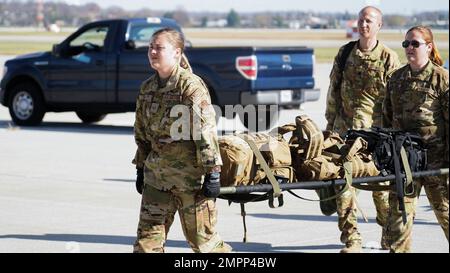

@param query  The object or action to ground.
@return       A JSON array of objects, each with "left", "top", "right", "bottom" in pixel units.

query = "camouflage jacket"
[
  {"left": 383, "top": 61, "right": 449, "bottom": 164},
  {"left": 325, "top": 41, "right": 401, "bottom": 136},
  {"left": 133, "top": 64, "right": 223, "bottom": 173}
]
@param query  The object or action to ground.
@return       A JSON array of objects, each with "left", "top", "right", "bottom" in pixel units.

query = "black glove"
[
  {"left": 136, "top": 168, "right": 144, "bottom": 194},
  {"left": 202, "top": 172, "right": 221, "bottom": 198}
]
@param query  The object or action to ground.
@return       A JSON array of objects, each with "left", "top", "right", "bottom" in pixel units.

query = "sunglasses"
[{"left": 402, "top": 40, "right": 427, "bottom": 48}]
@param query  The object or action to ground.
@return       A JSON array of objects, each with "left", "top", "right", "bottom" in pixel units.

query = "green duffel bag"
[{"left": 315, "top": 186, "right": 338, "bottom": 216}]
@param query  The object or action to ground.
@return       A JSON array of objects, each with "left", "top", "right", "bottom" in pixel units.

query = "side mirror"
[
  {"left": 52, "top": 44, "right": 60, "bottom": 56},
  {"left": 124, "top": 40, "right": 136, "bottom": 50},
  {"left": 53, "top": 43, "right": 71, "bottom": 57}
]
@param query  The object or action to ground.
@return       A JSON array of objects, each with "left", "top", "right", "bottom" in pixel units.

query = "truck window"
[
  {"left": 69, "top": 26, "right": 109, "bottom": 49},
  {"left": 127, "top": 24, "right": 161, "bottom": 48}
]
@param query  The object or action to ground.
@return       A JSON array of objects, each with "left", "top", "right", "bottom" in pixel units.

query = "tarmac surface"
[{"left": 0, "top": 60, "right": 448, "bottom": 253}]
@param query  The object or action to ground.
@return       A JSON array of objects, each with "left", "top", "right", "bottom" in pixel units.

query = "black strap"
[
  {"left": 338, "top": 41, "right": 357, "bottom": 72},
  {"left": 268, "top": 194, "right": 284, "bottom": 208},
  {"left": 353, "top": 183, "right": 392, "bottom": 191},
  {"left": 332, "top": 40, "right": 357, "bottom": 124},
  {"left": 240, "top": 203, "right": 248, "bottom": 243},
  {"left": 219, "top": 193, "right": 271, "bottom": 203}
]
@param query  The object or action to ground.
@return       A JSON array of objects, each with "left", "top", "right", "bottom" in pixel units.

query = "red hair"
[{"left": 407, "top": 26, "right": 443, "bottom": 66}]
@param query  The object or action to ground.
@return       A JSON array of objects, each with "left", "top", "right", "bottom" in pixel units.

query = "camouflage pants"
[
  {"left": 133, "top": 184, "right": 226, "bottom": 253},
  {"left": 385, "top": 190, "right": 417, "bottom": 253},
  {"left": 386, "top": 175, "right": 449, "bottom": 253},
  {"left": 336, "top": 185, "right": 389, "bottom": 244},
  {"left": 419, "top": 176, "right": 449, "bottom": 241}
]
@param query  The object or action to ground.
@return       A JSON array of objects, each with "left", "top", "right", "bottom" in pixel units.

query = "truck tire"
[
  {"left": 76, "top": 112, "right": 106, "bottom": 123},
  {"left": 8, "top": 82, "right": 46, "bottom": 126},
  {"left": 240, "top": 105, "right": 278, "bottom": 132}
]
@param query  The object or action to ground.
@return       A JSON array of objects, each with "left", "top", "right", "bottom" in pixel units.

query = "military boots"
[
  {"left": 340, "top": 240, "right": 362, "bottom": 253},
  {"left": 380, "top": 228, "right": 390, "bottom": 250},
  {"left": 210, "top": 242, "right": 232, "bottom": 253}
]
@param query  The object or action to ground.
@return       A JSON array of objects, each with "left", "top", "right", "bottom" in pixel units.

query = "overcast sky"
[{"left": 47, "top": 0, "right": 448, "bottom": 14}]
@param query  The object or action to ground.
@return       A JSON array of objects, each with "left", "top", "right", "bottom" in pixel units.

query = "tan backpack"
[
  {"left": 280, "top": 115, "right": 380, "bottom": 217},
  {"left": 218, "top": 132, "right": 296, "bottom": 242},
  {"left": 218, "top": 132, "right": 294, "bottom": 188},
  {"left": 283, "top": 115, "right": 379, "bottom": 181}
]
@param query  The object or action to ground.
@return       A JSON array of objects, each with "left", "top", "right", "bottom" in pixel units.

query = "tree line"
[{"left": 0, "top": 0, "right": 448, "bottom": 29}]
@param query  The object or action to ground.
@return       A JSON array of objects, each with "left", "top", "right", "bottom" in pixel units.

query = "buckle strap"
[
  {"left": 240, "top": 203, "right": 248, "bottom": 243},
  {"left": 238, "top": 134, "right": 282, "bottom": 198},
  {"left": 400, "top": 146, "right": 415, "bottom": 197}
]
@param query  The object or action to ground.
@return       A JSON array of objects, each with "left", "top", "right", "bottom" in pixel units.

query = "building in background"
[{"left": 346, "top": 19, "right": 358, "bottom": 39}]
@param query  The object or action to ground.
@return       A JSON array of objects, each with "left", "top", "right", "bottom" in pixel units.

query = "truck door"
[
  {"left": 117, "top": 19, "right": 183, "bottom": 104},
  {"left": 117, "top": 23, "right": 160, "bottom": 104},
  {"left": 48, "top": 24, "right": 110, "bottom": 103}
]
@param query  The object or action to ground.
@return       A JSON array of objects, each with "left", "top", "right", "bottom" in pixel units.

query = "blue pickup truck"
[{"left": 0, "top": 18, "right": 319, "bottom": 128}]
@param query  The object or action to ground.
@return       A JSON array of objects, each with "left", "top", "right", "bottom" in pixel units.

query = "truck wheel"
[
  {"left": 8, "top": 82, "right": 46, "bottom": 126},
  {"left": 76, "top": 112, "right": 106, "bottom": 123},
  {"left": 240, "top": 105, "right": 279, "bottom": 132}
]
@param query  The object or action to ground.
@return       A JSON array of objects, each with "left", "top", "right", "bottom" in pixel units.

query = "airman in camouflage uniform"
[
  {"left": 132, "top": 28, "right": 231, "bottom": 253},
  {"left": 325, "top": 6, "right": 401, "bottom": 253},
  {"left": 383, "top": 26, "right": 449, "bottom": 253}
]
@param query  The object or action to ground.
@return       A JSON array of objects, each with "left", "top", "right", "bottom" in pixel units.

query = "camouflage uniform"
[
  {"left": 383, "top": 61, "right": 449, "bottom": 253},
  {"left": 325, "top": 41, "right": 401, "bottom": 249},
  {"left": 133, "top": 63, "right": 230, "bottom": 253}
]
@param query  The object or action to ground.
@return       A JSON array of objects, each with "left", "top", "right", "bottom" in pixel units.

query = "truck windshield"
[
  {"left": 126, "top": 23, "right": 180, "bottom": 48},
  {"left": 70, "top": 26, "right": 109, "bottom": 48},
  {"left": 127, "top": 24, "right": 161, "bottom": 48}
]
